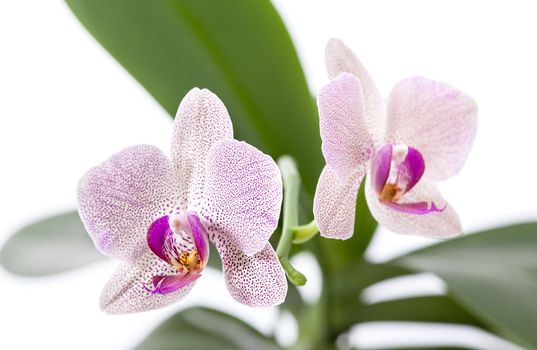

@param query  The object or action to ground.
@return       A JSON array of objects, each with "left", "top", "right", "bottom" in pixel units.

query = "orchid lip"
[
  {"left": 386, "top": 200, "right": 446, "bottom": 215},
  {"left": 146, "top": 212, "right": 209, "bottom": 295},
  {"left": 144, "top": 271, "right": 202, "bottom": 295},
  {"left": 371, "top": 144, "right": 443, "bottom": 216}
]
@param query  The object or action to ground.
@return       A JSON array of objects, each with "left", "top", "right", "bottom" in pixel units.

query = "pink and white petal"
[
  {"left": 202, "top": 139, "right": 282, "bottom": 256},
  {"left": 385, "top": 77, "right": 478, "bottom": 181},
  {"left": 365, "top": 176, "right": 462, "bottom": 238},
  {"left": 171, "top": 88, "right": 234, "bottom": 210},
  {"left": 325, "top": 38, "right": 385, "bottom": 138},
  {"left": 318, "top": 73, "right": 374, "bottom": 180},
  {"left": 78, "top": 145, "right": 177, "bottom": 261},
  {"left": 211, "top": 232, "right": 287, "bottom": 307},
  {"left": 100, "top": 252, "right": 197, "bottom": 314},
  {"left": 313, "top": 166, "right": 364, "bottom": 240}
]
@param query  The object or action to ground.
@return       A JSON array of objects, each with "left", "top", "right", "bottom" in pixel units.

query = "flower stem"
[
  {"left": 292, "top": 220, "right": 319, "bottom": 244},
  {"left": 276, "top": 156, "right": 307, "bottom": 286}
]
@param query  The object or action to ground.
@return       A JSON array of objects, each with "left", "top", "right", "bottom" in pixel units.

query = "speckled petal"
[
  {"left": 211, "top": 231, "right": 287, "bottom": 307},
  {"left": 365, "top": 175, "right": 462, "bottom": 238},
  {"left": 385, "top": 77, "right": 478, "bottom": 181},
  {"left": 77, "top": 145, "right": 177, "bottom": 261},
  {"left": 100, "top": 252, "right": 196, "bottom": 314},
  {"left": 171, "top": 88, "right": 234, "bottom": 210},
  {"left": 325, "top": 38, "right": 385, "bottom": 139},
  {"left": 318, "top": 72, "right": 374, "bottom": 180},
  {"left": 202, "top": 139, "right": 282, "bottom": 256},
  {"left": 313, "top": 166, "right": 364, "bottom": 240}
]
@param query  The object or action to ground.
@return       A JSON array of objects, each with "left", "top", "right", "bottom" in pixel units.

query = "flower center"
[
  {"left": 369, "top": 144, "right": 443, "bottom": 215},
  {"left": 179, "top": 250, "right": 201, "bottom": 272},
  {"left": 147, "top": 212, "right": 209, "bottom": 273},
  {"left": 379, "top": 183, "right": 401, "bottom": 203},
  {"left": 371, "top": 144, "right": 425, "bottom": 204}
]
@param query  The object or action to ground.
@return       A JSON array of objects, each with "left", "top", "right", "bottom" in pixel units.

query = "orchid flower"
[
  {"left": 314, "top": 38, "right": 478, "bottom": 239},
  {"left": 77, "top": 88, "right": 286, "bottom": 314}
]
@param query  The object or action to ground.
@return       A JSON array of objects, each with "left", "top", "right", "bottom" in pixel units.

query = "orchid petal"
[
  {"left": 370, "top": 144, "right": 392, "bottom": 195},
  {"left": 313, "top": 166, "right": 364, "bottom": 240},
  {"left": 171, "top": 88, "right": 234, "bottom": 210},
  {"left": 318, "top": 72, "right": 374, "bottom": 180},
  {"left": 385, "top": 77, "right": 478, "bottom": 180},
  {"left": 146, "top": 272, "right": 202, "bottom": 295},
  {"left": 78, "top": 145, "right": 177, "bottom": 261},
  {"left": 202, "top": 139, "right": 282, "bottom": 256},
  {"left": 100, "top": 253, "right": 196, "bottom": 314},
  {"left": 325, "top": 38, "right": 385, "bottom": 139},
  {"left": 211, "top": 232, "right": 287, "bottom": 307},
  {"left": 365, "top": 175, "right": 462, "bottom": 238}
]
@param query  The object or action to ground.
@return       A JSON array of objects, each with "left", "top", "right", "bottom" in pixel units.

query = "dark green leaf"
[
  {"left": 354, "top": 295, "right": 488, "bottom": 328},
  {"left": 65, "top": 0, "right": 322, "bottom": 193},
  {"left": 392, "top": 223, "right": 537, "bottom": 350},
  {"left": 325, "top": 262, "right": 412, "bottom": 334},
  {"left": 0, "top": 211, "right": 103, "bottom": 276},
  {"left": 135, "top": 307, "right": 281, "bottom": 350}
]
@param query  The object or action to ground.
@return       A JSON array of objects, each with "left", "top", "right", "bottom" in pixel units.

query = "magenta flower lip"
[
  {"left": 77, "top": 88, "right": 286, "bottom": 314},
  {"left": 372, "top": 144, "right": 443, "bottom": 215},
  {"left": 145, "top": 212, "right": 209, "bottom": 295},
  {"left": 314, "top": 38, "right": 478, "bottom": 239}
]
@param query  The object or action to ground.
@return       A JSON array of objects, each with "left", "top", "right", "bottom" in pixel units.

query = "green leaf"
[
  {"left": 280, "top": 282, "right": 304, "bottom": 316},
  {"left": 65, "top": 0, "right": 322, "bottom": 194},
  {"left": 135, "top": 307, "right": 281, "bottom": 350},
  {"left": 325, "top": 262, "right": 489, "bottom": 338},
  {"left": 325, "top": 262, "right": 411, "bottom": 334},
  {"left": 0, "top": 211, "right": 103, "bottom": 276},
  {"left": 353, "top": 295, "right": 488, "bottom": 328},
  {"left": 376, "top": 348, "right": 469, "bottom": 350},
  {"left": 392, "top": 223, "right": 537, "bottom": 350}
]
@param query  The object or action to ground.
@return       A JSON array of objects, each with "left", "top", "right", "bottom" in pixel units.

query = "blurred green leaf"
[
  {"left": 376, "top": 348, "right": 469, "bottom": 350},
  {"left": 325, "top": 261, "right": 411, "bottom": 334},
  {"left": 205, "top": 241, "right": 222, "bottom": 271},
  {"left": 353, "top": 295, "right": 488, "bottom": 328},
  {"left": 281, "top": 282, "right": 305, "bottom": 316},
  {"left": 135, "top": 307, "right": 281, "bottom": 350},
  {"left": 0, "top": 211, "right": 103, "bottom": 276},
  {"left": 65, "top": 0, "right": 322, "bottom": 193},
  {"left": 392, "top": 223, "right": 537, "bottom": 350}
]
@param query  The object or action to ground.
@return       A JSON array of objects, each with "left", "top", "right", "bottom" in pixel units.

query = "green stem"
[
  {"left": 292, "top": 220, "right": 319, "bottom": 244},
  {"left": 276, "top": 156, "right": 307, "bottom": 286}
]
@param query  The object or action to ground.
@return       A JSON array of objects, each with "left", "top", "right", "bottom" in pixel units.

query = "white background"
[{"left": 1, "top": 1, "right": 536, "bottom": 349}]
